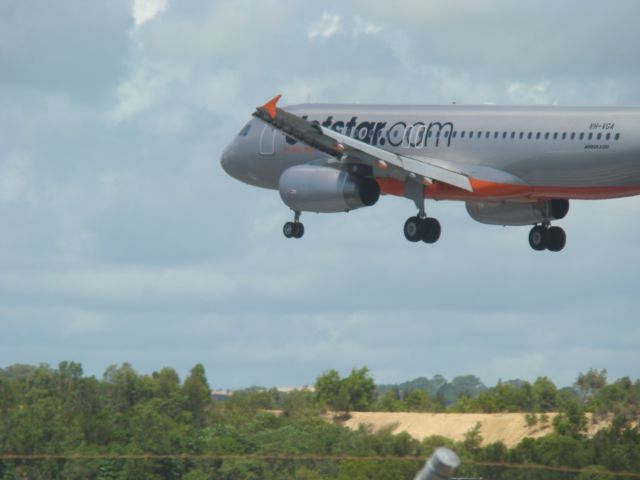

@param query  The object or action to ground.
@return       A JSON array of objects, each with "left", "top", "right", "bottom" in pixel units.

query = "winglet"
[{"left": 262, "top": 94, "right": 281, "bottom": 119}]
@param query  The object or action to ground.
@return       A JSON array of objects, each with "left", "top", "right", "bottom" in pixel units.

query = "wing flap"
[{"left": 319, "top": 126, "right": 473, "bottom": 191}]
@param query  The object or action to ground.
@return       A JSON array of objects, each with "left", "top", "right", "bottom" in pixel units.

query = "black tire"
[
  {"left": 293, "top": 222, "right": 304, "bottom": 239},
  {"left": 404, "top": 216, "right": 423, "bottom": 242},
  {"left": 547, "top": 226, "right": 566, "bottom": 252},
  {"left": 528, "top": 225, "right": 548, "bottom": 251},
  {"left": 283, "top": 222, "right": 295, "bottom": 238},
  {"left": 422, "top": 218, "right": 441, "bottom": 244}
]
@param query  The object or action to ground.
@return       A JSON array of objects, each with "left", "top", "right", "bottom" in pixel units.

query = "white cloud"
[
  {"left": 132, "top": 0, "right": 168, "bottom": 27},
  {"left": 353, "top": 16, "right": 382, "bottom": 37},
  {"left": 307, "top": 12, "right": 343, "bottom": 40},
  {"left": 107, "top": 60, "right": 190, "bottom": 123}
]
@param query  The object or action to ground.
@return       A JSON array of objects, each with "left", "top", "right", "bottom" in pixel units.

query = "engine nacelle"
[
  {"left": 466, "top": 199, "right": 569, "bottom": 226},
  {"left": 278, "top": 164, "right": 380, "bottom": 213}
]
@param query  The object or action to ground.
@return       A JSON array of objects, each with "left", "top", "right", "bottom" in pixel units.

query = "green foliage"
[
  {"left": 462, "top": 422, "right": 483, "bottom": 453},
  {"left": 524, "top": 412, "right": 538, "bottom": 428},
  {"left": 374, "top": 390, "right": 404, "bottom": 412},
  {"left": 337, "top": 458, "right": 419, "bottom": 480},
  {"left": 553, "top": 397, "right": 587, "bottom": 437},
  {"left": 182, "top": 364, "right": 210, "bottom": 427},
  {"left": 378, "top": 374, "right": 486, "bottom": 408},
  {"left": 532, "top": 376, "right": 559, "bottom": 412},
  {"left": 404, "top": 389, "right": 434, "bottom": 412},
  {"left": 315, "top": 367, "right": 376, "bottom": 413},
  {"left": 0, "top": 363, "right": 638, "bottom": 479},
  {"left": 575, "top": 369, "right": 608, "bottom": 402},
  {"left": 281, "top": 390, "right": 321, "bottom": 419},
  {"left": 470, "top": 380, "right": 534, "bottom": 412}
]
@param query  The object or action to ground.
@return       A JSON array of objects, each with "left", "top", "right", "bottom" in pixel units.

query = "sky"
[{"left": 1, "top": 0, "right": 639, "bottom": 389}]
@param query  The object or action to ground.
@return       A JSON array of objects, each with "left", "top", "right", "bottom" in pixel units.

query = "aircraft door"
[{"left": 259, "top": 126, "right": 276, "bottom": 155}]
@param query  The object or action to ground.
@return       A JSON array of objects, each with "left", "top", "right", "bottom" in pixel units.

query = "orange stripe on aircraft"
[{"left": 376, "top": 177, "right": 640, "bottom": 201}]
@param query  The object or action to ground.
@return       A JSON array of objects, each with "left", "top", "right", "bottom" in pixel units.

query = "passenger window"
[
  {"left": 553, "top": 133, "right": 558, "bottom": 140},
  {"left": 579, "top": 133, "right": 584, "bottom": 140},
  {"left": 519, "top": 132, "right": 524, "bottom": 139},
  {"left": 469, "top": 131, "right": 474, "bottom": 139},
  {"left": 562, "top": 133, "right": 567, "bottom": 140},
  {"left": 478, "top": 131, "right": 482, "bottom": 138},
  {"left": 597, "top": 133, "right": 602, "bottom": 140},
  {"left": 615, "top": 133, "right": 620, "bottom": 140},
  {"left": 535, "top": 132, "right": 540, "bottom": 139},
  {"left": 544, "top": 133, "right": 550, "bottom": 140},
  {"left": 588, "top": 133, "right": 593, "bottom": 140},
  {"left": 428, "top": 131, "right": 433, "bottom": 138},
  {"left": 461, "top": 131, "right": 466, "bottom": 138},
  {"left": 527, "top": 132, "right": 532, "bottom": 139},
  {"left": 493, "top": 132, "right": 498, "bottom": 139},
  {"left": 511, "top": 132, "right": 515, "bottom": 139},
  {"left": 571, "top": 133, "right": 576, "bottom": 140},
  {"left": 606, "top": 133, "right": 611, "bottom": 141},
  {"left": 445, "top": 131, "right": 450, "bottom": 138}
]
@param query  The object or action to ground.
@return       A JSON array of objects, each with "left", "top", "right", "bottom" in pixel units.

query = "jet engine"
[
  {"left": 466, "top": 199, "right": 569, "bottom": 226},
  {"left": 278, "top": 164, "right": 380, "bottom": 213}
]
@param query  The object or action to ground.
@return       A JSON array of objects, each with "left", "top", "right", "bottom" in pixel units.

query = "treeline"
[
  {"left": 313, "top": 368, "right": 640, "bottom": 420},
  {"left": 374, "top": 370, "right": 640, "bottom": 415},
  {"left": 0, "top": 363, "right": 638, "bottom": 479}
]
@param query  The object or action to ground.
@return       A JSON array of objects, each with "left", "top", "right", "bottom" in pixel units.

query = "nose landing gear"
[
  {"left": 528, "top": 224, "right": 566, "bottom": 252},
  {"left": 283, "top": 211, "right": 304, "bottom": 239}
]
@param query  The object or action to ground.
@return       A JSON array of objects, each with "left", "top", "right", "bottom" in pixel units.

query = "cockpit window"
[{"left": 238, "top": 123, "right": 252, "bottom": 137}]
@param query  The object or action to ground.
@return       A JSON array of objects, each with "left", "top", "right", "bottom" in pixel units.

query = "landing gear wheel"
[
  {"left": 422, "top": 218, "right": 441, "bottom": 244},
  {"left": 283, "top": 222, "right": 304, "bottom": 239},
  {"left": 404, "top": 216, "right": 424, "bottom": 242},
  {"left": 283, "top": 222, "right": 295, "bottom": 238},
  {"left": 293, "top": 222, "right": 304, "bottom": 239},
  {"left": 547, "top": 226, "right": 566, "bottom": 252},
  {"left": 528, "top": 225, "right": 549, "bottom": 251}
]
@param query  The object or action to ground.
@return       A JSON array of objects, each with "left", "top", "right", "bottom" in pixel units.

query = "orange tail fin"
[{"left": 262, "top": 94, "right": 281, "bottom": 119}]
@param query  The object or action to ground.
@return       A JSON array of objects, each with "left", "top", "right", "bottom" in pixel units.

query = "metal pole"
[{"left": 414, "top": 447, "right": 461, "bottom": 480}]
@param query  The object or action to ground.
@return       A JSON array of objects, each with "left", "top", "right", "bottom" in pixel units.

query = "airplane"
[{"left": 220, "top": 95, "right": 640, "bottom": 251}]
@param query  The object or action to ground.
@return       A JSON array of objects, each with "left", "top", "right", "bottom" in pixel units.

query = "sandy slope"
[{"left": 340, "top": 412, "right": 607, "bottom": 447}]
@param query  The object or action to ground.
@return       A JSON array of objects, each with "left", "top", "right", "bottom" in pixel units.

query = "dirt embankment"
[{"left": 339, "top": 412, "right": 608, "bottom": 447}]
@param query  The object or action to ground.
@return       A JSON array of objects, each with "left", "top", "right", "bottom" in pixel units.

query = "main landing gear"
[
  {"left": 403, "top": 181, "right": 441, "bottom": 245},
  {"left": 529, "top": 224, "right": 566, "bottom": 252},
  {"left": 404, "top": 215, "right": 441, "bottom": 243},
  {"left": 283, "top": 211, "right": 304, "bottom": 239}
]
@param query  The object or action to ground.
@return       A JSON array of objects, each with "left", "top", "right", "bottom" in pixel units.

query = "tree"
[
  {"left": 575, "top": 369, "right": 607, "bottom": 403},
  {"left": 376, "top": 390, "right": 404, "bottom": 412},
  {"left": 315, "top": 370, "right": 341, "bottom": 408},
  {"left": 182, "top": 364, "right": 210, "bottom": 427},
  {"left": 314, "top": 367, "right": 376, "bottom": 413},
  {"left": 553, "top": 398, "right": 587, "bottom": 437},
  {"left": 342, "top": 368, "right": 376, "bottom": 411},
  {"left": 103, "top": 363, "right": 145, "bottom": 411},
  {"left": 154, "top": 367, "right": 180, "bottom": 398},
  {"left": 405, "top": 389, "right": 434, "bottom": 412},
  {"left": 462, "top": 422, "right": 483, "bottom": 453},
  {"left": 533, "top": 376, "right": 558, "bottom": 412}
]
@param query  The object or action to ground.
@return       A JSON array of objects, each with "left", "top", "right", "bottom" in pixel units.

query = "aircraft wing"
[{"left": 253, "top": 95, "right": 474, "bottom": 192}]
